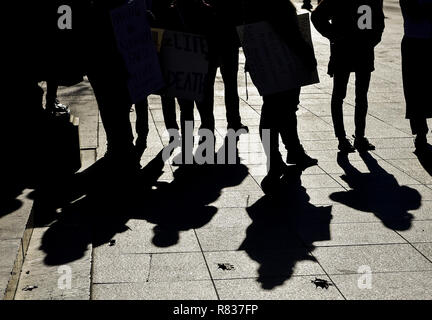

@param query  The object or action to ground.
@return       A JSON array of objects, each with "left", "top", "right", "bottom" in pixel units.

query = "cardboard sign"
[
  {"left": 158, "top": 30, "right": 209, "bottom": 101},
  {"left": 111, "top": 0, "right": 165, "bottom": 103},
  {"left": 237, "top": 13, "right": 319, "bottom": 96}
]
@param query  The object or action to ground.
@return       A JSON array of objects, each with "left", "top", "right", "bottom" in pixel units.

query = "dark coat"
[
  {"left": 311, "top": 0, "right": 385, "bottom": 76},
  {"left": 400, "top": 0, "right": 432, "bottom": 119}
]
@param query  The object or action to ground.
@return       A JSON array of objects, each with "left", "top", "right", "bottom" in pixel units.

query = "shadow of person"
[
  {"left": 240, "top": 166, "right": 332, "bottom": 290},
  {"left": 39, "top": 151, "right": 167, "bottom": 266},
  {"left": 139, "top": 138, "right": 249, "bottom": 248},
  {"left": 330, "top": 152, "right": 420, "bottom": 231},
  {"left": 39, "top": 138, "right": 248, "bottom": 265},
  {"left": 415, "top": 143, "right": 432, "bottom": 176}
]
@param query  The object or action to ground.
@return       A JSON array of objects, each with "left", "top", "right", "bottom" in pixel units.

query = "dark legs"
[{"left": 331, "top": 70, "right": 373, "bottom": 152}]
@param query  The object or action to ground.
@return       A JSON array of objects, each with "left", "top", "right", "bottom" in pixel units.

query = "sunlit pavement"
[{"left": 11, "top": 0, "right": 432, "bottom": 300}]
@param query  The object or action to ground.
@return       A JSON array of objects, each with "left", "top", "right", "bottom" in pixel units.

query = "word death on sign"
[{"left": 159, "top": 30, "right": 209, "bottom": 101}]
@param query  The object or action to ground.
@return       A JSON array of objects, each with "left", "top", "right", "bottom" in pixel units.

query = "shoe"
[
  {"left": 353, "top": 136, "right": 375, "bottom": 152},
  {"left": 46, "top": 99, "right": 70, "bottom": 117},
  {"left": 286, "top": 145, "right": 318, "bottom": 169},
  {"left": 338, "top": 137, "right": 356, "bottom": 153},
  {"left": 228, "top": 123, "right": 249, "bottom": 133}
]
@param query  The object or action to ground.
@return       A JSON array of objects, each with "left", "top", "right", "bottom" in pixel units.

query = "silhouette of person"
[
  {"left": 199, "top": 0, "right": 249, "bottom": 133},
  {"left": 330, "top": 152, "right": 418, "bottom": 231},
  {"left": 312, "top": 0, "right": 385, "bottom": 153},
  {"left": 241, "top": 0, "right": 318, "bottom": 184},
  {"left": 240, "top": 166, "right": 332, "bottom": 289},
  {"left": 80, "top": 0, "right": 143, "bottom": 171},
  {"left": 168, "top": 0, "right": 217, "bottom": 142},
  {"left": 145, "top": 0, "right": 198, "bottom": 164},
  {"left": 400, "top": 0, "right": 432, "bottom": 154}
]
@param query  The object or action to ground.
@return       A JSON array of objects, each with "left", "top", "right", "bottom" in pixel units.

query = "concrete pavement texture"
[{"left": 6, "top": 0, "right": 432, "bottom": 300}]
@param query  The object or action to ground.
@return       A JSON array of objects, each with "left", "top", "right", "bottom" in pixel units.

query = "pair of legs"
[
  {"left": 198, "top": 46, "right": 246, "bottom": 132},
  {"left": 134, "top": 96, "right": 195, "bottom": 160},
  {"left": 331, "top": 70, "right": 374, "bottom": 151},
  {"left": 260, "top": 88, "right": 316, "bottom": 176}
]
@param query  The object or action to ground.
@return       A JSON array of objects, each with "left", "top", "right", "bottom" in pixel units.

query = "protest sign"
[
  {"left": 237, "top": 13, "right": 319, "bottom": 96},
  {"left": 111, "top": 0, "right": 165, "bottom": 103},
  {"left": 158, "top": 30, "right": 209, "bottom": 101}
]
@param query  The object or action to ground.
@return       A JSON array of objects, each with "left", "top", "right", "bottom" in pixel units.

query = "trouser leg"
[
  {"left": 331, "top": 71, "right": 350, "bottom": 139},
  {"left": 178, "top": 99, "right": 195, "bottom": 155},
  {"left": 220, "top": 47, "right": 241, "bottom": 127},
  {"left": 354, "top": 71, "right": 372, "bottom": 138},
  {"left": 277, "top": 88, "right": 302, "bottom": 152},
  {"left": 87, "top": 72, "right": 134, "bottom": 157},
  {"left": 196, "top": 60, "right": 217, "bottom": 134},
  {"left": 260, "top": 94, "right": 283, "bottom": 173},
  {"left": 135, "top": 99, "right": 149, "bottom": 147},
  {"left": 161, "top": 95, "right": 179, "bottom": 131},
  {"left": 410, "top": 118, "right": 429, "bottom": 136},
  {"left": 46, "top": 81, "right": 59, "bottom": 108}
]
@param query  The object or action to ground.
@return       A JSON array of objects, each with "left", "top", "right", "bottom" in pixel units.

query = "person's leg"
[
  {"left": 87, "top": 72, "right": 135, "bottom": 164},
  {"left": 134, "top": 99, "right": 149, "bottom": 159},
  {"left": 260, "top": 94, "right": 284, "bottom": 176},
  {"left": 278, "top": 89, "right": 301, "bottom": 151},
  {"left": 354, "top": 71, "right": 371, "bottom": 138},
  {"left": 196, "top": 59, "right": 217, "bottom": 134},
  {"left": 178, "top": 99, "right": 195, "bottom": 161},
  {"left": 160, "top": 95, "right": 179, "bottom": 132},
  {"left": 331, "top": 71, "right": 356, "bottom": 152},
  {"left": 220, "top": 47, "right": 246, "bottom": 131},
  {"left": 196, "top": 60, "right": 218, "bottom": 159},
  {"left": 402, "top": 36, "right": 431, "bottom": 151},
  {"left": 279, "top": 88, "right": 318, "bottom": 168},
  {"left": 331, "top": 71, "right": 350, "bottom": 139},
  {"left": 45, "top": 81, "right": 58, "bottom": 109},
  {"left": 353, "top": 71, "right": 375, "bottom": 151},
  {"left": 410, "top": 118, "right": 429, "bottom": 150}
]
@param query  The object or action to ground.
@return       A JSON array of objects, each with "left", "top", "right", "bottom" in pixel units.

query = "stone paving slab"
[
  {"left": 92, "top": 281, "right": 218, "bottom": 300},
  {"left": 214, "top": 277, "right": 344, "bottom": 300},
  {"left": 311, "top": 244, "right": 432, "bottom": 275},
  {"left": 0, "top": 190, "right": 34, "bottom": 300},
  {"left": 11, "top": 0, "right": 432, "bottom": 300},
  {"left": 330, "top": 271, "right": 432, "bottom": 300},
  {"left": 205, "top": 250, "right": 326, "bottom": 280},
  {"left": 412, "top": 243, "right": 432, "bottom": 261},
  {"left": 0, "top": 239, "right": 23, "bottom": 300},
  {"left": 14, "top": 228, "right": 92, "bottom": 300}
]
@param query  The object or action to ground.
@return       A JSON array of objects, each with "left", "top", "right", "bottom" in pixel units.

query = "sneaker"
[
  {"left": 338, "top": 137, "right": 356, "bottom": 153},
  {"left": 286, "top": 145, "right": 318, "bottom": 169},
  {"left": 353, "top": 136, "right": 375, "bottom": 152}
]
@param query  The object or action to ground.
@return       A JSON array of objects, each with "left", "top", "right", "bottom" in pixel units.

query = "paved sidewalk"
[{"left": 14, "top": 0, "right": 432, "bottom": 300}]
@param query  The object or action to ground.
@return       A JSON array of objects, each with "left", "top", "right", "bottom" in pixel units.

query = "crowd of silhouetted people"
[{"left": 3, "top": 0, "right": 432, "bottom": 193}]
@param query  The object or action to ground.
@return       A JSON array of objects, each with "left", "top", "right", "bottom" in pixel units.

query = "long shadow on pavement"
[
  {"left": 240, "top": 166, "right": 333, "bottom": 290},
  {"left": 329, "top": 152, "right": 420, "bottom": 231},
  {"left": 36, "top": 139, "right": 248, "bottom": 266}
]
